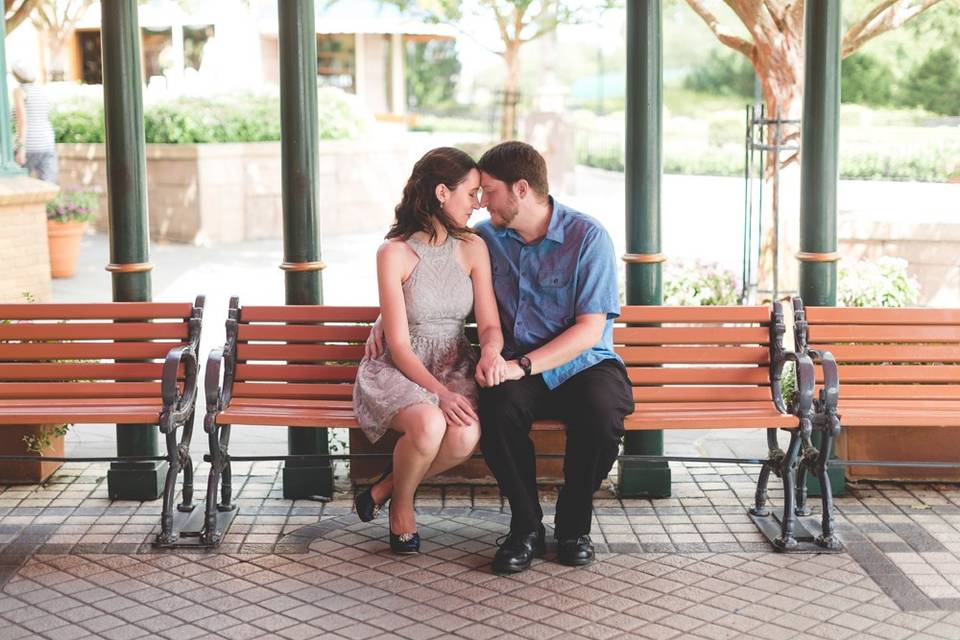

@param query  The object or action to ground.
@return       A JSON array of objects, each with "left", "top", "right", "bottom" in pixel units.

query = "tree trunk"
[{"left": 500, "top": 39, "right": 521, "bottom": 141}]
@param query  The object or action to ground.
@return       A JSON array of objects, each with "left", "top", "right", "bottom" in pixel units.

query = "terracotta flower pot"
[
  {"left": 47, "top": 219, "right": 88, "bottom": 278},
  {"left": 0, "top": 425, "right": 64, "bottom": 484}
]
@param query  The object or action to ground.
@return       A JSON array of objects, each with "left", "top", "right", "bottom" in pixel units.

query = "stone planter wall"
[
  {"left": 0, "top": 176, "right": 58, "bottom": 303},
  {"left": 58, "top": 135, "right": 435, "bottom": 244}
]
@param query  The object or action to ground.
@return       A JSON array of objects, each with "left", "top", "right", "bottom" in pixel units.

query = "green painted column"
[
  {"left": 101, "top": 0, "right": 163, "bottom": 500},
  {"left": 619, "top": 0, "right": 671, "bottom": 498},
  {"left": 278, "top": 0, "right": 332, "bottom": 499},
  {"left": 799, "top": 0, "right": 844, "bottom": 496},
  {"left": 0, "top": 16, "right": 26, "bottom": 177}
]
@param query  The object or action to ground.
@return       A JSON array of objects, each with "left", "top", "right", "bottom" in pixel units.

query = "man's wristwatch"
[{"left": 518, "top": 355, "right": 532, "bottom": 377}]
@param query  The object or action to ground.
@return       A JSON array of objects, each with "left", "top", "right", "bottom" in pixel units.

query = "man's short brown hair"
[{"left": 478, "top": 141, "right": 549, "bottom": 199}]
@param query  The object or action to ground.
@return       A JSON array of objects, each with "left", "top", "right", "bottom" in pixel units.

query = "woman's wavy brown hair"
[{"left": 386, "top": 147, "right": 477, "bottom": 242}]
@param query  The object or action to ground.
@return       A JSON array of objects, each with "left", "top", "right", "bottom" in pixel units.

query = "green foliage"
[
  {"left": 22, "top": 424, "right": 70, "bottom": 455},
  {"left": 406, "top": 39, "right": 461, "bottom": 111},
  {"left": 50, "top": 89, "right": 368, "bottom": 144},
  {"left": 842, "top": 53, "right": 894, "bottom": 106},
  {"left": 683, "top": 52, "right": 755, "bottom": 99},
  {"left": 46, "top": 190, "right": 98, "bottom": 223},
  {"left": 899, "top": 47, "right": 960, "bottom": 116},
  {"left": 838, "top": 257, "right": 920, "bottom": 308},
  {"left": 663, "top": 261, "right": 740, "bottom": 306}
]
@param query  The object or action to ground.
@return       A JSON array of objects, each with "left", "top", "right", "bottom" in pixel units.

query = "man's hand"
[
  {"left": 475, "top": 349, "right": 507, "bottom": 387},
  {"left": 502, "top": 359, "right": 525, "bottom": 382},
  {"left": 364, "top": 315, "right": 385, "bottom": 358}
]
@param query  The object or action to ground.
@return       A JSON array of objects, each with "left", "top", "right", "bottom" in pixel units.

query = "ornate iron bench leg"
[
  {"left": 750, "top": 429, "right": 783, "bottom": 517},
  {"left": 200, "top": 426, "right": 225, "bottom": 547},
  {"left": 178, "top": 406, "right": 196, "bottom": 512},
  {"left": 156, "top": 427, "right": 181, "bottom": 546},
  {"left": 816, "top": 413, "right": 842, "bottom": 550},
  {"left": 774, "top": 429, "right": 802, "bottom": 551},
  {"left": 218, "top": 425, "right": 236, "bottom": 513}
]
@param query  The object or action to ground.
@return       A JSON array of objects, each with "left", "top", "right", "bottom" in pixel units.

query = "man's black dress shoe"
[
  {"left": 355, "top": 462, "right": 392, "bottom": 522},
  {"left": 492, "top": 525, "right": 546, "bottom": 574},
  {"left": 390, "top": 530, "right": 420, "bottom": 554},
  {"left": 557, "top": 535, "right": 594, "bottom": 566}
]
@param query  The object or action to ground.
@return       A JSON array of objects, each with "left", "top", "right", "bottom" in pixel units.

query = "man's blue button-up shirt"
[{"left": 475, "top": 198, "right": 621, "bottom": 389}]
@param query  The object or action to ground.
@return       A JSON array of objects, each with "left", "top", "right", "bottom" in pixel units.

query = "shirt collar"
[{"left": 492, "top": 196, "right": 565, "bottom": 244}]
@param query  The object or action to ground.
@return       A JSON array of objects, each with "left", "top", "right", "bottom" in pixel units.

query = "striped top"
[{"left": 14, "top": 83, "right": 55, "bottom": 153}]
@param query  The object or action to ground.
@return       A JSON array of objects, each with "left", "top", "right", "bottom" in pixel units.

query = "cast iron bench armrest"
[
  {"left": 159, "top": 345, "right": 199, "bottom": 434},
  {"left": 204, "top": 347, "right": 226, "bottom": 434}
]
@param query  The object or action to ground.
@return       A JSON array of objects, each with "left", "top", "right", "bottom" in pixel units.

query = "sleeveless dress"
[{"left": 353, "top": 235, "right": 479, "bottom": 443}]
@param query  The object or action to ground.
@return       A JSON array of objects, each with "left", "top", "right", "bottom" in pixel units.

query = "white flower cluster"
[
  {"left": 663, "top": 261, "right": 740, "bottom": 306},
  {"left": 837, "top": 256, "right": 921, "bottom": 308}
]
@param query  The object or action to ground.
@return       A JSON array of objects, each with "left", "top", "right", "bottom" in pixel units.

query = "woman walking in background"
[{"left": 11, "top": 61, "right": 58, "bottom": 183}]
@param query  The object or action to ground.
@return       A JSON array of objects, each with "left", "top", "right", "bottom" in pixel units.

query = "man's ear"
[{"left": 513, "top": 179, "right": 529, "bottom": 200}]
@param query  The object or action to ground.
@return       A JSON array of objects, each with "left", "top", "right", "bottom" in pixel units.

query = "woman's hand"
[
  {"left": 365, "top": 315, "right": 385, "bottom": 358},
  {"left": 14, "top": 148, "right": 25, "bottom": 166},
  {"left": 437, "top": 388, "right": 478, "bottom": 427},
  {"left": 476, "top": 349, "right": 508, "bottom": 387}
]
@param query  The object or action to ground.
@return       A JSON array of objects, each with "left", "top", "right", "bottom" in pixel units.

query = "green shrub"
[
  {"left": 683, "top": 52, "right": 755, "bottom": 99},
  {"left": 663, "top": 261, "right": 740, "bottom": 306},
  {"left": 50, "top": 88, "right": 368, "bottom": 144},
  {"left": 899, "top": 47, "right": 960, "bottom": 116},
  {"left": 838, "top": 256, "right": 920, "bottom": 307},
  {"left": 842, "top": 53, "right": 895, "bottom": 106}
]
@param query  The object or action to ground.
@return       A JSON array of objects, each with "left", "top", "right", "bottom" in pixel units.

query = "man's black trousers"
[{"left": 479, "top": 358, "right": 635, "bottom": 538}]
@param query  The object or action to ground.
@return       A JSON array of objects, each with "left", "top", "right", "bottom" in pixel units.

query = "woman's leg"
[
  {"left": 383, "top": 403, "right": 446, "bottom": 534},
  {"left": 369, "top": 419, "right": 480, "bottom": 510}
]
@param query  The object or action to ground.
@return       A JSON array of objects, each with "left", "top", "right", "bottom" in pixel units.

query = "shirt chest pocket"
[{"left": 537, "top": 267, "right": 574, "bottom": 317}]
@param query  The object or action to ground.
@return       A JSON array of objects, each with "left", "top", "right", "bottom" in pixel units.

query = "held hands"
[
  {"left": 438, "top": 388, "right": 478, "bottom": 427},
  {"left": 475, "top": 348, "right": 507, "bottom": 388}
]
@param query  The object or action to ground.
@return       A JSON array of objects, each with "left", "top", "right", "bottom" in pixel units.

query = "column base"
[
  {"left": 108, "top": 462, "right": 166, "bottom": 500},
  {"left": 805, "top": 466, "right": 845, "bottom": 497},
  {"left": 617, "top": 460, "right": 672, "bottom": 498},
  {"left": 282, "top": 464, "right": 333, "bottom": 500}
]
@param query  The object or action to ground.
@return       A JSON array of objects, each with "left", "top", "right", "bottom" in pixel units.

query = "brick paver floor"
[{"left": 2, "top": 457, "right": 960, "bottom": 639}]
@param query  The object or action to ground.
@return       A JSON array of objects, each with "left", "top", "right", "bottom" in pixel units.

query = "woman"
[
  {"left": 11, "top": 61, "right": 58, "bottom": 183},
  {"left": 352, "top": 147, "right": 506, "bottom": 554}
]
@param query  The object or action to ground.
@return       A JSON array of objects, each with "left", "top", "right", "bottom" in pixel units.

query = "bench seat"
[{"left": 0, "top": 398, "right": 163, "bottom": 424}]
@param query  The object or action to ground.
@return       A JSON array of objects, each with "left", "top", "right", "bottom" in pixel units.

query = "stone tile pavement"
[{"left": 3, "top": 455, "right": 960, "bottom": 639}]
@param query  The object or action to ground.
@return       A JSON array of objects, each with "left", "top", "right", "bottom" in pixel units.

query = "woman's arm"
[
  {"left": 12, "top": 88, "right": 26, "bottom": 165},
  {"left": 377, "top": 242, "right": 477, "bottom": 424},
  {"left": 463, "top": 236, "right": 505, "bottom": 387}
]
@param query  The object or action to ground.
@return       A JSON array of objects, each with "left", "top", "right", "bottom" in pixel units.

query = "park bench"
[
  {"left": 0, "top": 298, "right": 205, "bottom": 547},
  {"left": 194, "top": 297, "right": 830, "bottom": 551},
  {"left": 793, "top": 299, "right": 960, "bottom": 528}
]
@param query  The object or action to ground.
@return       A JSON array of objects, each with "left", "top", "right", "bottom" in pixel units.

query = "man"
[{"left": 472, "top": 141, "right": 633, "bottom": 574}]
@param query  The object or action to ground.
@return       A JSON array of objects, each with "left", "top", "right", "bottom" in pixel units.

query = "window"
[
  {"left": 77, "top": 30, "right": 102, "bottom": 85},
  {"left": 317, "top": 34, "right": 355, "bottom": 92},
  {"left": 141, "top": 27, "right": 173, "bottom": 80},
  {"left": 183, "top": 25, "right": 214, "bottom": 70}
]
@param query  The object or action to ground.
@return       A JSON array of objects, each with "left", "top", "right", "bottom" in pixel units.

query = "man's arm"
[{"left": 504, "top": 313, "right": 605, "bottom": 377}]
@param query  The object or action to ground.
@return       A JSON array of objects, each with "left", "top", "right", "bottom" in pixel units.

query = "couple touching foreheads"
[{"left": 352, "top": 141, "right": 634, "bottom": 574}]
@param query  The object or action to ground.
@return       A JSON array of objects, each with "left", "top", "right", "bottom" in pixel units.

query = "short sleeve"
[{"left": 575, "top": 226, "right": 620, "bottom": 319}]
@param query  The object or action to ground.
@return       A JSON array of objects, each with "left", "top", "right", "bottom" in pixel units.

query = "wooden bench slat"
[
  {"left": 0, "top": 382, "right": 163, "bottom": 398},
  {"left": 625, "top": 414, "right": 797, "bottom": 429},
  {"left": 633, "top": 387, "right": 773, "bottom": 402},
  {"left": 0, "top": 302, "right": 192, "bottom": 321},
  {"left": 231, "top": 382, "right": 353, "bottom": 400},
  {"left": 0, "top": 407, "right": 160, "bottom": 424},
  {"left": 236, "top": 344, "right": 366, "bottom": 362},
  {"left": 627, "top": 366, "right": 770, "bottom": 385},
  {"left": 814, "top": 344, "right": 960, "bottom": 363},
  {"left": 0, "top": 323, "right": 189, "bottom": 341},
  {"left": 0, "top": 362, "right": 168, "bottom": 381},
  {"left": 241, "top": 306, "right": 380, "bottom": 323},
  {"left": 826, "top": 384, "right": 960, "bottom": 400},
  {"left": 615, "top": 327, "right": 769, "bottom": 346},
  {"left": 825, "top": 365, "right": 960, "bottom": 384},
  {"left": 0, "top": 342, "right": 185, "bottom": 361},
  {"left": 619, "top": 346, "right": 768, "bottom": 365},
  {"left": 234, "top": 364, "right": 358, "bottom": 383},
  {"left": 238, "top": 325, "right": 371, "bottom": 343},
  {"left": 809, "top": 325, "right": 960, "bottom": 343},
  {"left": 618, "top": 306, "right": 770, "bottom": 324},
  {"left": 806, "top": 307, "right": 960, "bottom": 325},
  {"left": 0, "top": 397, "right": 161, "bottom": 407}
]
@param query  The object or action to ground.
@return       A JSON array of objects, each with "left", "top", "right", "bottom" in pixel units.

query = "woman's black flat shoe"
[
  {"left": 355, "top": 462, "right": 392, "bottom": 522},
  {"left": 390, "top": 531, "right": 420, "bottom": 554}
]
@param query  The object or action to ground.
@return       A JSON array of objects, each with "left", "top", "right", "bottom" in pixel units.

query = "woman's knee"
[
  {"left": 444, "top": 422, "right": 481, "bottom": 461},
  {"left": 403, "top": 408, "right": 446, "bottom": 455}
]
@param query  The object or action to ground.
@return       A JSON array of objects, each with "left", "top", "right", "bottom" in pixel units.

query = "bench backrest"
[
  {"left": 225, "top": 300, "right": 781, "bottom": 406},
  {"left": 0, "top": 299, "right": 204, "bottom": 399},
  {"left": 799, "top": 306, "right": 960, "bottom": 400}
]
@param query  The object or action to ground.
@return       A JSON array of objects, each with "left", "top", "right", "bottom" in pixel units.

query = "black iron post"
[
  {"left": 102, "top": 0, "right": 163, "bottom": 500},
  {"left": 278, "top": 0, "right": 332, "bottom": 499},
  {"left": 620, "top": 0, "right": 671, "bottom": 497}
]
